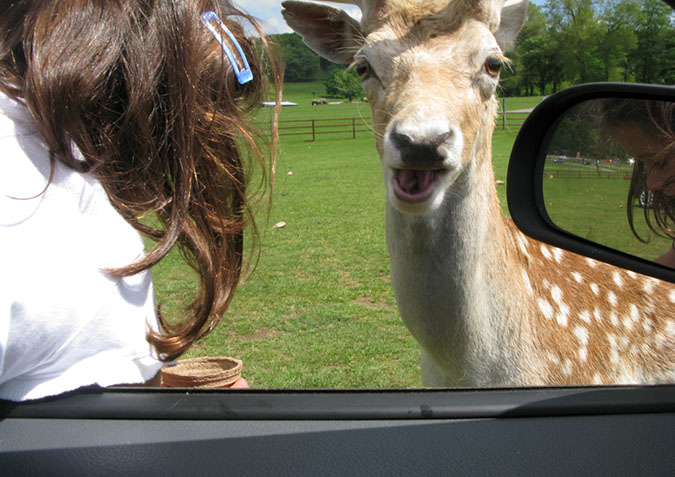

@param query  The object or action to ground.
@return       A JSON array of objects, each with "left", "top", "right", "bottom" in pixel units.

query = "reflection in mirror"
[{"left": 542, "top": 99, "right": 675, "bottom": 268}]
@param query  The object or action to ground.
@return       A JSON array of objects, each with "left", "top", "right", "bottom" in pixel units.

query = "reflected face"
[{"left": 613, "top": 122, "right": 675, "bottom": 197}]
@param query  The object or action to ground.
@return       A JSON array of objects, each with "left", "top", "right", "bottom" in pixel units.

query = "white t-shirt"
[{"left": 0, "top": 92, "right": 164, "bottom": 401}]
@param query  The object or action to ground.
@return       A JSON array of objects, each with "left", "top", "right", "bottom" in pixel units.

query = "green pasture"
[
  {"left": 543, "top": 170, "right": 671, "bottom": 262},
  {"left": 150, "top": 89, "right": 655, "bottom": 389}
]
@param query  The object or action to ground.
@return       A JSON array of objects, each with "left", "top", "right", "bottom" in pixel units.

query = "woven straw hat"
[{"left": 161, "top": 357, "right": 243, "bottom": 388}]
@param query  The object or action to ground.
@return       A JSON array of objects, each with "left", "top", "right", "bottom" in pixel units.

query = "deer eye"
[
  {"left": 485, "top": 57, "right": 502, "bottom": 76},
  {"left": 355, "top": 60, "right": 372, "bottom": 81}
]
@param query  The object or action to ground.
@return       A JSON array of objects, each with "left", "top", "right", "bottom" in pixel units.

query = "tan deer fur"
[{"left": 282, "top": 0, "right": 674, "bottom": 386}]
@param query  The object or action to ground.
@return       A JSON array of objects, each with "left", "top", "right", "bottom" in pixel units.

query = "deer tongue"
[{"left": 393, "top": 169, "right": 436, "bottom": 202}]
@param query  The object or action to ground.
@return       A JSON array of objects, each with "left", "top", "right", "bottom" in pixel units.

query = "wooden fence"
[
  {"left": 277, "top": 117, "right": 372, "bottom": 141},
  {"left": 544, "top": 167, "right": 633, "bottom": 180},
  {"left": 257, "top": 112, "right": 529, "bottom": 141},
  {"left": 496, "top": 111, "right": 530, "bottom": 130}
]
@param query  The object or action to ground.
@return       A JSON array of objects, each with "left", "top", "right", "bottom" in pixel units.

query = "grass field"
[
  {"left": 543, "top": 169, "right": 672, "bottom": 261},
  {"left": 150, "top": 88, "right": 660, "bottom": 389}
]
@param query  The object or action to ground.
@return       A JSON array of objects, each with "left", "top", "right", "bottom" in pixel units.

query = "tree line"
[
  {"left": 271, "top": 0, "right": 674, "bottom": 98},
  {"left": 502, "top": 0, "right": 674, "bottom": 96}
]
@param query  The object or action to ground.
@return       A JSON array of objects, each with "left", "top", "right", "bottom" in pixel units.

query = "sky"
[{"left": 236, "top": 0, "right": 547, "bottom": 35}]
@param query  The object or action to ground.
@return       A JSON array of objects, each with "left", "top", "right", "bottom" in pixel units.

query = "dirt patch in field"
[
  {"left": 338, "top": 270, "right": 359, "bottom": 287},
  {"left": 240, "top": 328, "right": 280, "bottom": 341},
  {"left": 352, "top": 295, "right": 389, "bottom": 309}
]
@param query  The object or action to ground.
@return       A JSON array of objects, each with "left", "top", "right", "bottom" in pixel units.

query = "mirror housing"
[{"left": 507, "top": 83, "right": 675, "bottom": 283}]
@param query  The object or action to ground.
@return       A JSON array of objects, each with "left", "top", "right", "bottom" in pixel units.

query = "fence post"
[
  {"left": 311, "top": 119, "right": 315, "bottom": 142},
  {"left": 502, "top": 98, "right": 506, "bottom": 130},
  {"left": 352, "top": 117, "right": 356, "bottom": 139},
  {"left": 269, "top": 107, "right": 274, "bottom": 137}
]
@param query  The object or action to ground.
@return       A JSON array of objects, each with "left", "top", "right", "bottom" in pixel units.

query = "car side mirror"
[{"left": 507, "top": 83, "right": 675, "bottom": 284}]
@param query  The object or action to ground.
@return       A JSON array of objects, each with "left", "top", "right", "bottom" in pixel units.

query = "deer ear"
[
  {"left": 282, "top": 1, "right": 364, "bottom": 64},
  {"left": 494, "top": 0, "right": 528, "bottom": 51}
]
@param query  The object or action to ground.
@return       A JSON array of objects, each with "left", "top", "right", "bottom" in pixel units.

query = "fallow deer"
[{"left": 282, "top": 0, "right": 674, "bottom": 386}]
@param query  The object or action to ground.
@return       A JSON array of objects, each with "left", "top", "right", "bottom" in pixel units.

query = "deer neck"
[{"left": 385, "top": 106, "right": 526, "bottom": 385}]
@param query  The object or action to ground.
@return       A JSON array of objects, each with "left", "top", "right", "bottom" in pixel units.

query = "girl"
[
  {"left": 0, "top": 0, "right": 279, "bottom": 400},
  {"left": 599, "top": 99, "right": 675, "bottom": 267}
]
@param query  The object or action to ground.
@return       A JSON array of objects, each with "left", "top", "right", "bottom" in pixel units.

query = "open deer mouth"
[{"left": 392, "top": 168, "right": 443, "bottom": 203}]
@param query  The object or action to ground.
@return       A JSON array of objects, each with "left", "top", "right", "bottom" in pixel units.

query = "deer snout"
[{"left": 385, "top": 122, "right": 462, "bottom": 169}]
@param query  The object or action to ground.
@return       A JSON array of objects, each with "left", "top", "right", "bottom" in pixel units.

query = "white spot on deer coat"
[
  {"left": 579, "top": 310, "right": 591, "bottom": 323},
  {"left": 608, "top": 334, "right": 619, "bottom": 363},
  {"left": 619, "top": 336, "right": 629, "bottom": 350},
  {"left": 574, "top": 326, "right": 590, "bottom": 345},
  {"left": 607, "top": 291, "right": 618, "bottom": 307},
  {"left": 556, "top": 312, "right": 568, "bottom": 327},
  {"left": 590, "top": 283, "right": 600, "bottom": 296},
  {"left": 610, "top": 311, "right": 619, "bottom": 327},
  {"left": 540, "top": 245, "right": 552, "bottom": 260},
  {"left": 612, "top": 271, "right": 623, "bottom": 287},
  {"left": 516, "top": 234, "right": 530, "bottom": 256},
  {"left": 571, "top": 272, "right": 583, "bottom": 283},
  {"left": 556, "top": 303, "right": 570, "bottom": 327},
  {"left": 548, "top": 353, "right": 560, "bottom": 364},
  {"left": 669, "top": 289, "right": 675, "bottom": 303},
  {"left": 538, "top": 298, "right": 554, "bottom": 319},
  {"left": 521, "top": 269, "right": 533, "bottom": 295},
  {"left": 629, "top": 304, "right": 640, "bottom": 323},
  {"left": 551, "top": 286, "right": 563, "bottom": 303},
  {"left": 643, "top": 319, "right": 653, "bottom": 333},
  {"left": 552, "top": 248, "right": 564, "bottom": 263},
  {"left": 585, "top": 258, "right": 597, "bottom": 268},
  {"left": 643, "top": 279, "right": 656, "bottom": 294}
]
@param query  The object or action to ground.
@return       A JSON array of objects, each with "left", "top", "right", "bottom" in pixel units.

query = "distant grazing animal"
[{"left": 282, "top": 0, "right": 674, "bottom": 386}]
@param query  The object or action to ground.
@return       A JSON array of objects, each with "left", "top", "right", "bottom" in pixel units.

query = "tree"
[
  {"left": 548, "top": 0, "right": 606, "bottom": 83},
  {"left": 629, "top": 0, "right": 675, "bottom": 84},
  {"left": 596, "top": 0, "right": 640, "bottom": 81},
  {"left": 272, "top": 33, "right": 321, "bottom": 82},
  {"left": 324, "top": 68, "right": 363, "bottom": 101}
]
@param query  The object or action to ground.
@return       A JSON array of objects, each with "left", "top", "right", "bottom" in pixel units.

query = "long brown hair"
[
  {"left": 598, "top": 99, "right": 675, "bottom": 245},
  {"left": 0, "top": 0, "right": 281, "bottom": 361}
]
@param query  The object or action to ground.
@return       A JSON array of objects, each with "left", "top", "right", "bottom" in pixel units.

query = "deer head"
[{"left": 282, "top": 0, "right": 528, "bottom": 215}]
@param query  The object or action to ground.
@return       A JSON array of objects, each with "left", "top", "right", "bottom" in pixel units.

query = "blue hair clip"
[{"left": 201, "top": 11, "right": 253, "bottom": 85}]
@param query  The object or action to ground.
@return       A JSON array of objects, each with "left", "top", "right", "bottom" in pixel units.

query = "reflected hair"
[
  {"left": 597, "top": 99, "right": 675, "bottom": 245},
  {"left": 0, "top": 0, "right": 281, "bottom": 361}
]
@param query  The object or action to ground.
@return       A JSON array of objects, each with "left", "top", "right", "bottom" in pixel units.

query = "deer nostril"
[
  {"left": 390, "top": 128, "right": 453, "bottom": 165},
  {"left": 434, "top": 131, "right": 453, "bottom": 148},
  {"left": 392, "top": 130, "right": 413, "bottom": 150}
]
